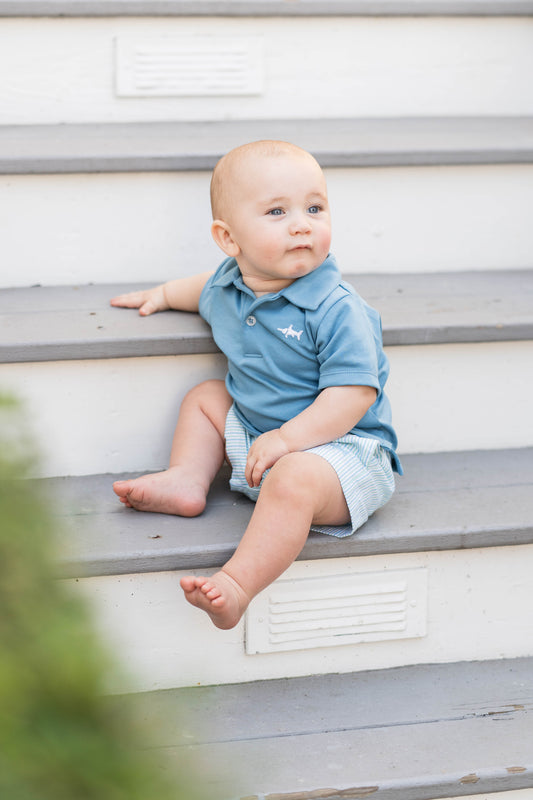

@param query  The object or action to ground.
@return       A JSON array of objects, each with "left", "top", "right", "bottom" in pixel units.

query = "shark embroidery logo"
[{"left": 277, "top": 324, "right": 303, "bottom": 341}]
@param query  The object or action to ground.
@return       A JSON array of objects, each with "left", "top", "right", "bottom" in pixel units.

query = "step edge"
[
  {"left": 119, "top": 659, "right": 533, "bottom": 798},
  {"left": 51, "top": 447, "right": 533, "bottom": 578},
  {"left": 2, "top": 117, "right": 533, "bottom": 175},
  {"left": 5, "top": 324, "right": 533, "bottom": 364},
  {"left": 4, "top": 150, "right": 533, "bottom": 175},
  {"left": 3, "top": 269, "right": 533, "bottom": 363},
  {"left": 56, "top": 521, "right": 533, "bottom": 579},
  {"left": 2, "top": 0, "right": 533, "bottom": 17}
]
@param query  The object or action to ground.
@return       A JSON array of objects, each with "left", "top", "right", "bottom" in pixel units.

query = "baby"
[{"left": 111, "top": 140, "right": 402, "bottom": 631}]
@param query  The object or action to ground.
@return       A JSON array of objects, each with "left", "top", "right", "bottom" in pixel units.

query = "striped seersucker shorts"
[{"left": 224, "top": 405, "right": 396, "bottom": 538}]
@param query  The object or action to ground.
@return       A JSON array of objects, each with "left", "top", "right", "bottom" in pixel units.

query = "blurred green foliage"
[{"left": 0, "top": 395, "right": 203, "bottom": 800}]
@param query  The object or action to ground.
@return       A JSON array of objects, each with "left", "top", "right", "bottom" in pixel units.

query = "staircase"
[{"left": 1, "top": 2, "right": 533, "bottom": 798}]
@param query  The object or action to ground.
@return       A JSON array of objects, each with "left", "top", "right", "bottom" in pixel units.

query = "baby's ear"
[{"left": 211, "top": 219, "right": 240, "bottom": 257}]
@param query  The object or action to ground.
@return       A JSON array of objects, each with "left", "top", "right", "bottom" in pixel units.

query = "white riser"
[
  {"left": 0, "top": 353, "right": 227, "bottom": 477},
  {"left": 1, "top": 340, "right": 531, "bottom": 477},
  {"left": 68, "top": 544, "right": 533, "bottom": 692},
  {"left": 2, "top": 164, "right": 533, "bottom": 288},
  {"left": 1, "top": 17, "right": 532, "bottom": 125}
]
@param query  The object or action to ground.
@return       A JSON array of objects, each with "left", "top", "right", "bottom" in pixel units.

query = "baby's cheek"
[{"left": 317, "top": 226, "right": 332, "bottom": 255}]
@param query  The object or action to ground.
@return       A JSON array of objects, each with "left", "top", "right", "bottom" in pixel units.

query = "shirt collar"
[
  {"left": 212, "top": 254, "right": 342, "bottom": 310},
  {"left": 280, "top": 254, "right": 342, "bottom": 310}
]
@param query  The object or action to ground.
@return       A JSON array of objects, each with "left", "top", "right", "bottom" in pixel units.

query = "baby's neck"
[{"left": 240, "top": 273, "right": 295, "bottom": 297}]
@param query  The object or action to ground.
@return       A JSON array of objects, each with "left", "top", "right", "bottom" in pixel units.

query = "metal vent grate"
[
  {"left": 115, "top": 36, "right": 264, "bottom": 97},
  {"left": 246, "top": 568, "right": 427, "bottom": 654}
]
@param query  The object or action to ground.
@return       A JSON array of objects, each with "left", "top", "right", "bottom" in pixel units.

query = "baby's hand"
[
  {"left": 110, "top": 284, "right": 170, "bottom": 316},
  {"left": 245, "top": 429, "right": 290, "bottom": 488}
]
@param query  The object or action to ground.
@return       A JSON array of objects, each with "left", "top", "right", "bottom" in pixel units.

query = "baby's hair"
[{"left": 210, "top": 140, "right": 320, "bottom": 220}]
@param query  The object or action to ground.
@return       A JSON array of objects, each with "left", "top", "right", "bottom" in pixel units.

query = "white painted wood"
[
  {"left": 386, "top": 341, "right": 533, "bottom": 455},
  {"left": 1, "top": 17, "right": 532, "bottom": 124},
  {"left": 1, "top": 341, "right": 531, "bottom": 476},
  {"left": 2, "top": 164, "right": 533, "bottom": 288},
  {"left": 328, "top": 164, "right": 533, "bottom": 277},
  {"left": 67, "top": 544, "right": 533, "bottom": 691},
  {"left": 245, "top": 567, "right": 428, "bottom": 653},
  {"left": 114, "top": 34, "right": 264, "bottom": 97},
  {"left": 0, "top": 171, "right": 220, "bottom": 289},
  {"left": 0, "top": 354, "right": 227, "bottom": 477}
]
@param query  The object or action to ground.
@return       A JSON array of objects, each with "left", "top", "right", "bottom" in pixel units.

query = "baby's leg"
[
  {"left": 113, "top": 379, "right": 232, "bottom": 516},
  {"left": 181, "top": 451, "right": 349, "bottom": 628}
]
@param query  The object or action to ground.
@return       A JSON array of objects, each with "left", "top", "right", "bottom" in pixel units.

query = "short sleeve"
[
  {"left": 198, "top": 272, "right": 217, "bottom": 324},
  {"left": 314, "top": 290, "right": 381, "bottom": 392}
]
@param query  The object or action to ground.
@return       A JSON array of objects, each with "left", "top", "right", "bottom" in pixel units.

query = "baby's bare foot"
[
  {"left": 180, "top": 570, "right": 250, "bottom": 630},
  {"left": 113, "top": 466, "right": 206, "bottom": 517}
]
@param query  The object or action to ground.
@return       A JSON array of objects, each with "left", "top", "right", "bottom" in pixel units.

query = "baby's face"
[{"left": 223, "top": 152, "right": 331, "bottom": 294}]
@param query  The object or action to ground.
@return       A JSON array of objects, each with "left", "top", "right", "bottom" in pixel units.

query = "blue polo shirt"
[{"left": 199, "top": 254, "right": 401, "bottom": 473}]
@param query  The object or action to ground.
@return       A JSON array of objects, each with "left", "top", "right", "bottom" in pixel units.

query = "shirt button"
[{"left": 246, "top": 315, "right": 257, "bottom": 327}]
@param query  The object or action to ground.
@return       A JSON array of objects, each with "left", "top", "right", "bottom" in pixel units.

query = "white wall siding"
[
  {"left": 69, "top": 545, "right": 533, "bottom": 692},
  {"left": 1, "top": 17, "right": 532, "bottom": 125},
  {"left": 1, "top": 340, "right": 531, "bottom": 477},
  {"left": 2, "top": 164, "right": 533, "bottom": 288}
]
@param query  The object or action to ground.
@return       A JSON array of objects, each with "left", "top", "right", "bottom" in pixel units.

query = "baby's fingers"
[
  {"left": 244, "top": 449, "right": 266, "bottom": 488},
  {"left": 110, "top": 287, "right": 167, "bottom": 316},
  {"left": 137, "top": 298, "right": 160, "bottom": 316},
  {"left": 245, "top": 455, "right": 265, "bottom": 488},
  {"left": 110, "top": 290, "right": 149, "bottom": 310}
]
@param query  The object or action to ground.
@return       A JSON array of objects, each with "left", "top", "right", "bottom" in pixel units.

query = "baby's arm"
[
  {"left": 110, "top": 270, "right": 214, "bottom": 315},
  {"left": 245, "top": 385, "right": 377, "bottom": 488}
]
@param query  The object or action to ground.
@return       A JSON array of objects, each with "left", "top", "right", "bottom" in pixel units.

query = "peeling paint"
[
  {"left": 264, "top": 788, "right": 379, "bottom": 800},
  {"left": 488, "top": 703, "right": 525, "bottom": 716},
  {"left": 459, "top": 773, "right": 480, "bottom": 784},
  {"left": 507, "top": 766, "right": 527, "bottom": 774}
]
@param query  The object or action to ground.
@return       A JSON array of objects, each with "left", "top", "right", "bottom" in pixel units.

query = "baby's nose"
[{"left": 289, "top": 213, "right": 312, "bottom": 234}]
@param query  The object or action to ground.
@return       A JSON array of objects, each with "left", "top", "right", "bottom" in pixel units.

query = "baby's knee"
[
  {"left": 262, "top": 452, "right": 349, "bottom": 526},
  {"left": 262, "top": 452, "right": 319, "bottom": 503},
  {"left": 182, "top": 379, "right": 228, "bottom": 408}
]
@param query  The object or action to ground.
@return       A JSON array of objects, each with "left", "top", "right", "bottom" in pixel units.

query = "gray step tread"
[
  {"left": 3, "top": 269, "right": 533, "bottom": 364},
  {"left": 3, "top": 0, "right": 533, "bottom": 16},
  {"left": 112, "top": 657, "right": 533, "bottom": 799},
  {"left": 2, "top": 117, "right": 533, "bottom": 174},
  {"left": 49, "top": 447, "right": 533, "bottom": 578}
]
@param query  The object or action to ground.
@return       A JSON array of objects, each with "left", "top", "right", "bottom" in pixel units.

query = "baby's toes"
[
  {"left": 180, "top": 576, "right": 198, "bottom": 593},
  {"left": 128, "top": 484, "right": 146, "bottom": 505},
  {"left": 113, "top": 480, "right": 131, "bottom": 497},
  {"left": 202, "top": 582, "right": 222, "bottom": 600}
]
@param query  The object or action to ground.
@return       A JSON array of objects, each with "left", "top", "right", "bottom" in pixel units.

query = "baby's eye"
[
  {"left": 308, "top": 205, "right": 321, "bottom": 214},
  {"left": 267, "top": 208, "right": 284, "bottom": 216}
]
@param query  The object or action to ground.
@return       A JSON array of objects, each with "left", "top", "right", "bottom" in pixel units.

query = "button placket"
[{"left": 243, "top": 309, "right": 262, "bottom": 357}]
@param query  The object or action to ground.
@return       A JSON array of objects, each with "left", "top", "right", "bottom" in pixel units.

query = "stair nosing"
[
  {"left": 109, "top": 657, "right": 533, "bottom": 799},
  {"left": 47, "top": 448, "right": 533, "bottom": 578},
  {"left": 2, "top": 0, "right": 533, "bottom": 17},
  {"left": 2, "top": 118, "right": 533, "bottom": 175},
  {"left": 2, "top": 269, "right": 532, "bottom": 363}
]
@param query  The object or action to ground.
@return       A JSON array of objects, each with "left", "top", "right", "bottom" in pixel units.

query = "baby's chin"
[{"left": 284, "top": 255, "right": 324, "bottom": 278}]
